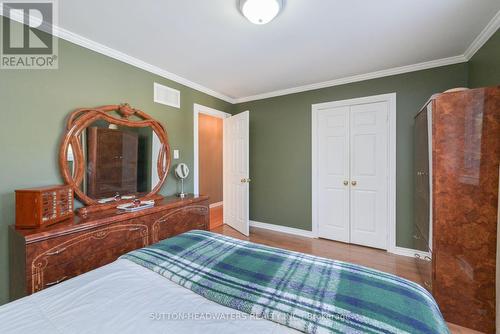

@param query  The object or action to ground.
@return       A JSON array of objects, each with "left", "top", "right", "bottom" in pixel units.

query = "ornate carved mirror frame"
[{"left": 59, "top": 104, "right": 171, "bottom": 215}]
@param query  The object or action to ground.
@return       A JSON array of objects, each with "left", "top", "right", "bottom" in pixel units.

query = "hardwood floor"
[
  {"left": 211, "top": 224, "right": 483, "bottom": 334},
  {"left": 211, "top": 224, "right": 422, "bottom": 283}
]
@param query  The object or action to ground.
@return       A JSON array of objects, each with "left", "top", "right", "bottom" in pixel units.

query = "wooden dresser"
[
  {"left": 414, "top": 86, "right": 499, "bottom": 333},
  {"left": 9, "top": 195, "right": 208, "bottom": 300}
]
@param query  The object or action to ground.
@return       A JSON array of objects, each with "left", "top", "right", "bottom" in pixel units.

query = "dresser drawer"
[
  {"left": 30, "top": 237, "right": 147, "bottom": 293},
  {"left": 27, "top": 223, "right": 149, "bottom": 270},
  {"left": 10, "top": 195, "right": 210, "bottom": 299},
  {"left": 151, "top": 204, "right": 209, "bottom": 243}
]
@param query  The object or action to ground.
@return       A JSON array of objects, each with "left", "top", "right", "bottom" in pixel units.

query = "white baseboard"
[
  {"left": 250, "top": 220, "right": 428, "bottom": 259},
  {"left": 249, "top": 220, "right": 315, "bottom": 238},
  {"left": 390, "top": 246, "right": 430, "bottom": 259}
]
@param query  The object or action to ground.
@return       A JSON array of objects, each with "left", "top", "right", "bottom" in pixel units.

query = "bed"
[{"left": 0, "top": 230, "right": 448, "bottom": 334}]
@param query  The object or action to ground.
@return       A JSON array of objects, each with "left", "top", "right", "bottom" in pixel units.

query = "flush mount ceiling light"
[{"left": 240, "top": 0, "right": 282, "bottom": 25}]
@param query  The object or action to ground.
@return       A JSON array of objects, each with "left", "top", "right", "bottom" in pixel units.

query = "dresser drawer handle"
[
  {"left": 414, "top": 254, "right": 421, "bottom": 259},
  {"left": 45, "top": 276, "right": 67, "bottom": 287},
  {"left": 46, "top": 248, "right": 67, "bottom": 256},
  {"left": 423, "top": 281, "right": 431, "bottom": 289},
  {"left": 129, "top": 227, "right": 141, "bottom": 231},
  {"left": 424, "top": 256, "right": 432, "bottom": 262}
]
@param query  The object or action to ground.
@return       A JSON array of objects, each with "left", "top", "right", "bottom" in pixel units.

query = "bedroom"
[{"left": 0, "top": 0, "right": 499, "bottom": 333}]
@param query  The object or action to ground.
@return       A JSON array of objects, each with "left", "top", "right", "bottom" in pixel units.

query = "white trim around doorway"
[
  {"left": 311, "top": 93, "right": 398, "bottom": 254},
  {"left": 193, "top": 103, "right": 231, "bottom": 195}
]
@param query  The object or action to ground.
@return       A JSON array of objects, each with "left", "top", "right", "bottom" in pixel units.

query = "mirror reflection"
[
  {"left": 66, "top": 143, "right": 76, "bottom": 178},
  {"left": 66, "top": 120, "right": 162, "bottom": 202}
]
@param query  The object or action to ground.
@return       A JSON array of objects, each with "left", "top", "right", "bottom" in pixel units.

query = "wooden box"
[{"left": 16, "top": 185, "right": 74, "bottom": 229}]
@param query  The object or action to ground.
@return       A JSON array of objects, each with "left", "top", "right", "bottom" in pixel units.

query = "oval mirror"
[{"left": 59, "top": 104, "right": 171, "bottom": 210}]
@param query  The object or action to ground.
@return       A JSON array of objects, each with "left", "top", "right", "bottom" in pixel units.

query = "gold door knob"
[
  {"left": 343, "top": 180, "right": 349, "bottom": 186},
  {"left": 241, "top": 178, "right": 247, "bottom": 183},
  {"left": 247, "top": 178, "right": 252, "bottom": 183},
  {"left": 351, "top": 180, "right": 357, "bottom": 186}
]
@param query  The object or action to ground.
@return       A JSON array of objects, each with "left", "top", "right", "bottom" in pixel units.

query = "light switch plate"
[{"left": 173, "top": 150, "right": 179, "bottom": 159}]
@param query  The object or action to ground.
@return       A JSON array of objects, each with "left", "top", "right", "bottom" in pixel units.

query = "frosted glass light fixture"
[{"left": 240, "top": 0, "right": 282, "bottom": 25}]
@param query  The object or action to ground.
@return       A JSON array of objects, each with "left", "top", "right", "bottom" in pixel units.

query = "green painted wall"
[
  {"left": 469, "top": 30, "right": 500, "bottom": 88},
  {"left": 0, "top": 15, "right": 497, "bottom": 308},
  {"left": 233, "top": 64, "right": 469, "bottom": 249},
  {"left": 0, "top": 27, "right": 232, "bottom": 304}
]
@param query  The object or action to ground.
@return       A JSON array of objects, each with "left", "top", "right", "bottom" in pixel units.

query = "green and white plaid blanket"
[{"left": 121, "top": 230, "right": 448, "bottom": 334}]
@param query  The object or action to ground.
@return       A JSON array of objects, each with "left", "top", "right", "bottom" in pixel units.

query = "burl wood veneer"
[
  {"left": 15, "top": 185, "right": 74, "bottom": 228},
  {"left": 86, "top": 127, "right": 139, "bottom": 199},
  {"left": 418, "top": 86, "right": 499, "bottom": 333},
  {"left": 9, "top": 195, "right": 209, "bottom": 300}
]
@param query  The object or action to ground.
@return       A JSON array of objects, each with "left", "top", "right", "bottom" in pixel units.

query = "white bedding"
[{"left": 0, "top": 259, "right": 298, "bottom": 334}]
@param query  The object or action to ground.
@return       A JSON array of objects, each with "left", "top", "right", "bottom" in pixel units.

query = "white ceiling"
[{"left": 58, "top": 0, "right": 500, "bottom": 102}]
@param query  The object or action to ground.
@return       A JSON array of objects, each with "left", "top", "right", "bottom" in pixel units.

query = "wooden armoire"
[
  {"left": 87, "top": 127, "right": 139, "bottom": 198},
  {"left": 414, "top": 86, "right": 499, "bottom": 333}
]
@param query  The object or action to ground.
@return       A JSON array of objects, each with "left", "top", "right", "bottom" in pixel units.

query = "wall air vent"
[{"left": 154, "top": 82, "right": 180, "bottom": 108}]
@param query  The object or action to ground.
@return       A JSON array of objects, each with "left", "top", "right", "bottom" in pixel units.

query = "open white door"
[{"left": 223, "top": 111, "right": 250, "bottom": 236}]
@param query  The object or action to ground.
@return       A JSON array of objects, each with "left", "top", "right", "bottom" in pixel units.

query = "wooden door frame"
[
  {"left": 193, "top": 103, "right": 231, "bottom": 195},
  {"left": 311, "top": 93, "right": 397, "bottom": 253}
]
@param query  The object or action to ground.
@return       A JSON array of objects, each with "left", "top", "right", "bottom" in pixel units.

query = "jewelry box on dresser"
[
  {"left": 9, "top": 104, "right": 210, "bottom": 300},
  {"left": 414, "top": 86, "right": 499, "bottom": 334},
  {"left": 15, "top": 185, "right": 74, "bottom": 228}
]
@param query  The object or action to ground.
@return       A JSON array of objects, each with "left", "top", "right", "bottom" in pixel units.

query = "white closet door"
[
  {"left": 349, "top": 102, "right": 388, "bottom": 249},
  {"left": 317, "top": 106, "right": 350, "bottom": 242}
]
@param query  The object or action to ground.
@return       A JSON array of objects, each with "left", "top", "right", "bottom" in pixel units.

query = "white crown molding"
[
  {"left": 57, "top": 28, "right": 236, "bottom": 104},
  {"left": 235, "top": 9, "right": 500, "bottom": 103},
  {"left": 464, "top": 9, "right": 500, "bottom": 60},
  {"left": 1, "top": 7, "right": 498, "bottom": 105},
  {"left": 234, "top": 55, "right": 467, "bottom": 103},
  {"left": 0, "top": 8, "right": 236, "bottom": 104}
]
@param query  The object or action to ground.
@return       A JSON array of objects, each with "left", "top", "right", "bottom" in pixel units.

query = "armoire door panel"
[
  {"left": 429, "top": 87, "right": 499, "bottom": 333},
  {"left": 349, "top": 102, "right": 388, "bottom": 250},
  {"left": 317, "top": 106, "right": 350, "bottom": 242}
]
